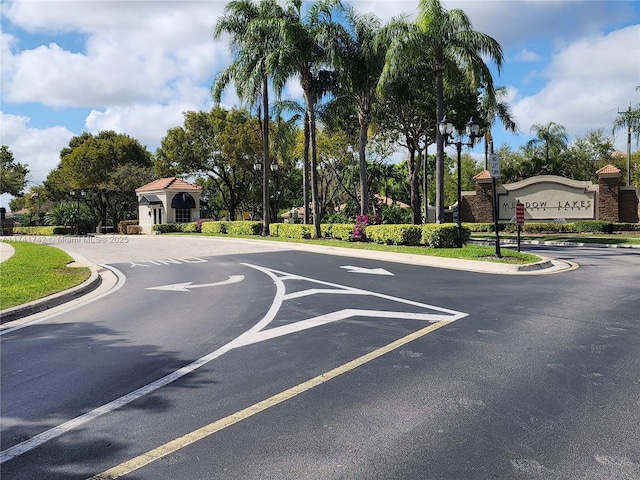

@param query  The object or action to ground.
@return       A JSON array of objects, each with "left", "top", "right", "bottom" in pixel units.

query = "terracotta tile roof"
[
  {"left": 135, "top": 177, "right": 201, "bottom": 193},
  {"left": 595, "top": 164, "right": 620, "bottom": 175},
  {"left": 473, "top": 170, "right": 491, "bottom": 180}
]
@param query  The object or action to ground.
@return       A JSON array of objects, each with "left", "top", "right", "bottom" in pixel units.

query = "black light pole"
[
  {"left": 439, "top": 116, "right": 481, "bottom": 248},
  {"left": 70, "top": 189, "right": 86, "bottom": 235}
]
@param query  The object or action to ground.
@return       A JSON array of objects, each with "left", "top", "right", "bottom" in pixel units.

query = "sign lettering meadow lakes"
[{"left": 496, "top": 176, "right": 597, "bottom": 221}]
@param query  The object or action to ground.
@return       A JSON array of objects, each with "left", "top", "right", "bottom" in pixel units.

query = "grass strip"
[{"left": 0, "top": 241, "right": 91, "bottom": 310}]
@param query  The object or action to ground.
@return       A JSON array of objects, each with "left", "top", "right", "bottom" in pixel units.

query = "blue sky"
[{"left": 1, "top": 0, "right": 639, "bottom": 208}]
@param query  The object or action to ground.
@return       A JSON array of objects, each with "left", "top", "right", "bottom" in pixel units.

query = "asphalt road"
[{"left": 1, "top": 240, "right": 639, "bottom": 479}]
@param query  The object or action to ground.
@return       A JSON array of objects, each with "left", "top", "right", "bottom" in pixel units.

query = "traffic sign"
[
  {"left": 516, "top": 202, "right": 525, "bottom": 225},
  {"left": 489, "top": 154, "right": 500, "bottom": 178}
]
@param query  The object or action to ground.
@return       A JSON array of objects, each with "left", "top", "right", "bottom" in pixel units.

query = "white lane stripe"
[
  {"left": 1, "top": 262, "right": 468, "bottom": 464},
  {"left": 0, "top": 265, "right": 126, "bottom": 336}
]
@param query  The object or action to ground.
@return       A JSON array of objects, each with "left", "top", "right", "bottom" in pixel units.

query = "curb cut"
[{"left": 0, "top": 266, "right": 102, "bottom": 324}]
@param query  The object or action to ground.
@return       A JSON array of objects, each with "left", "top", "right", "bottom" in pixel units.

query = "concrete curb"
[{"left": 0, "top": 258, "right": 102, "bottom": 325}]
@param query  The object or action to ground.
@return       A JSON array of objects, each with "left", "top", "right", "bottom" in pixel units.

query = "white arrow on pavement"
[
  {"left": 339, "top": 265, "right": 394, "bottom": 276},
  {"left": 146, "top": 275, "right": 245, "bottom": 292}
]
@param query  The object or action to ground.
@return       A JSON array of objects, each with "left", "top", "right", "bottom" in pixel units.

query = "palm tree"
[
  {"left": 332, "top": 4, "right": 387, "bottom": 216},
  {"left": 527, "top": 121, "right": 569, "bottom": 165},
  {"left": 274, "top": 0, "right": 340, "bottom": 238},
  {"left": 381, "top": 0, "right": 504, "bottom": 223},
  {"left": 612, "top": 85, "right": 640, "bottom": 186},
  {"left": 477, "top": 86, "right": 518, "bottom": 167},
  {"left": 213, "top": 0, "right": 287, "bottom": 235}
]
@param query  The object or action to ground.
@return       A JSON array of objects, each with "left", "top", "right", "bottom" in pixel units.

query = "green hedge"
[
  {"left": 365, "top": 224, "right": 423, "bottom": 246},
  {"left": 571, "top": 220, "right": 613, "bottom": 233},
  {"left": 151, "top": 223, "right": 186, "bottom": 233},
  {"left": 119, "top": 220, "right": 138, "bottom": 234},
  {"left": 324, "top": 223, "right": 354, "bottom": 240},
  {"left": 182, "top": 222, "right": 198, "bottom": 233},
  {"left": 226, "top": 221, "right": 262, "bottom": 236},
  {"left": 201, "top": 221, "right": 229, "bottom": 234},
  {"left": 422, "top": 223, "right": 469, "bottom": 248},
  {"left": 614, "top": 222, "right": 640, "bottom": 232},
  {"left": 269, "top": 223, "right": 313, "bottom": 239},
  {"left": 11, "top": 226, "right": 69, "bottom": 235}
]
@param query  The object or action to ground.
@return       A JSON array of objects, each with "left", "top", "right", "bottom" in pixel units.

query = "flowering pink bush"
[{"left": 351, "top": 214, "right": 382, "bottom": 241}]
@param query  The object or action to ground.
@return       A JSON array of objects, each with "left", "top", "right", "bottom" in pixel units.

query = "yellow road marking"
[{"left": 88, "top": 320, "right": 451, "bottom": 480}]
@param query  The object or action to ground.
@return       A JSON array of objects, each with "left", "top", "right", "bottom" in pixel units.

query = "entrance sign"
[
  {"left": 489, "top": 154, "right": 500, "bottom": 178},
  {"left": 498, "top": 176, "right": 597, "bottom": 221}
]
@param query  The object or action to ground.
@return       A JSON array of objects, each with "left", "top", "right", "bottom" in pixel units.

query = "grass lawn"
[{"left": 0, "top": 241, "right": 91, "bottom": 310}]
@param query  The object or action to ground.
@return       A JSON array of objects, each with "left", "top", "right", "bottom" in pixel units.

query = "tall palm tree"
[
  {"left": 477, "top": 86, "right": 518, "bottom": 167},
  {"left": 612, "top": 85, "right": 640, "bottom": 186},
  {"left": 527, "top": 121, "right": 569, "bottom": 165},
  {"left": 381, "top": 0, "right": 504, "bottom": 223},
  {"left": 274, "top": 0, "right": 340, "bottom": 237},
  {"left": 332, "top": 4, "right": 387, "bottom": 216},
  {"left": 213, "top": 0, "right": 287, "bottom": 235}
]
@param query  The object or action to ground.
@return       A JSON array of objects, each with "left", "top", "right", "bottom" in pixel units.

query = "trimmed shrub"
[
  {"left": 324, "top": 223, "right": 354, "bottom": 241},
  {"left": 270, "top": 223, "right": 313, "bottom": 239},
  {"left": 226, "top": 221, "right": 262, "bottom": 236},
  {"left": 151, "top": 223, "right": 185, "bottom": 233},
  {"left": 201, "top": 221, "right": 229, "bottom": 234},
  {"left": 571, "top": 220, "right": 614, "bottom": 233},
  {"left": 422, "top": 223, "right": 469, "bottom": 248},
  {"left": 613, "top": 222, "right": 640, "bottom": 232},
  {"left": 126, "top": 225, "right": 142, "bottom": 235},
  {"left": 365, "top": 224, "right": 422, "bottom": 246},
  {"left": 11, "top": 226, "right": 69, "bottom": 235},
  {"left": 182, "top": 222, "right": 198, "bottom": 233},
  {"left": 195, "top": 218, "right": 215, "bottom": 233},
  {"left": 119, "top": 220, "right": 138, "bottom": 234}
]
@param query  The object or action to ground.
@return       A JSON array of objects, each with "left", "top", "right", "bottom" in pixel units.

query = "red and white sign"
[{"left": 516, "top": 202, "right": 525, "bottom": 225}]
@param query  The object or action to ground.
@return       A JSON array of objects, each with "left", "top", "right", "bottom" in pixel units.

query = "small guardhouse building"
[{"left": 135, "top": 177, "right": 202, "bottom": 234}]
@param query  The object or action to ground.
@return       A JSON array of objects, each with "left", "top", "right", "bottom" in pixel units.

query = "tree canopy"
[{"left": 1, "top": 145, "right": 29, "bottom": 196}]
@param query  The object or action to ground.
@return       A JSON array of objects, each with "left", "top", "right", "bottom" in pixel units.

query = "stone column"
[{"left": 596, "top": 164, "right": 621, "bottom": 222}]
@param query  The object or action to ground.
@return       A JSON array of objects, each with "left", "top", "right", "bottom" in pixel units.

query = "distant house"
[{"left": 135, "top": 177, "right": 202, "bottom": 234}]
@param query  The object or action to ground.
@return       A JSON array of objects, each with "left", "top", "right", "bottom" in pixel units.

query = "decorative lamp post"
[
  {"left": 70, "top": 189, "right": 86, "bottom": 235},
  {"left": 439, "top": 116, "right": 481, "bottom": 248}
]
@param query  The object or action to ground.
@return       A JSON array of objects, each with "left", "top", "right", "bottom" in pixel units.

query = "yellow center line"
[{"left": 88, "top": 320, "right": 450, "bottom": 480}]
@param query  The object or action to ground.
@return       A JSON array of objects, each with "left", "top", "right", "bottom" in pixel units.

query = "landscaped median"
[
  {"left": 0, "top": 241, "right": 91, "bottom": 310},
  {"left": 153, "top": 220, "right": 541, "bottom": 264}
]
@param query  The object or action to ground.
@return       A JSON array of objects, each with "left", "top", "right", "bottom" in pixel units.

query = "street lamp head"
[
  {"left": 81, "top": 189, "right": 86, "bottom": 196},
  {"left": 439, "top": 115, "right": 454, "bottom": 139},
  {"left": 270, "top": 162, "right": 278, "bottom": 172},
  {"left": 466, "top": 117, "right": 481, "bottom": 144},
  {"left": 253, "top": 160, "right": 262, "bottom": 172},
  {"left": 70, "top": 189, "right": 75, "bottom": 196}
]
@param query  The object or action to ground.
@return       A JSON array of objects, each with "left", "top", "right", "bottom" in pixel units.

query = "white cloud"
[
  {"left": 0, "top": 112, "right": 74, "bottom": 186},
  {"left": 513, "top": 48, "right": 541, "bottom": 62},
  {"left": 509, "top": 25, "right": 640, "bottom": 151},
  {"left": 2, "top": 1, "right": 229, "bottom": 108}
]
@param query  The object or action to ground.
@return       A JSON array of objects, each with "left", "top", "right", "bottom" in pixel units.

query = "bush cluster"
[
  {"left": 365, "top": 224, "right": 423, "bottom": 246},
  {"left": 269, "top": 223, "right": 313, "bottom": 239},
  {"left": 467, "top": 220, "right": 633, "bottom": 234},
  {"left": 11, "top": 226, "right": 70, "bottom": 235},
  {"left": 151, "top": 223, "right": 186, "bottom": 233}
]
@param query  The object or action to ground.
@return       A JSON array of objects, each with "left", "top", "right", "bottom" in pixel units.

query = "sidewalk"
[{"left": 0, "top": 241, "right": 15, "bottom": 262}]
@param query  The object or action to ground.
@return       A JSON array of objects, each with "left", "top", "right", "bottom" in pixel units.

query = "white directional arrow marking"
[
  {"left": 146, "top": 275, "right": 245, "bottom": 292},
  {"left": 340, "top": 265, "right": 394, "bottom": 276}
]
